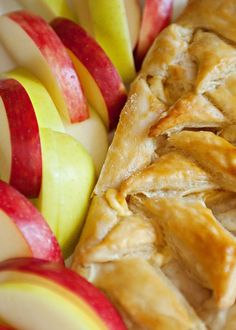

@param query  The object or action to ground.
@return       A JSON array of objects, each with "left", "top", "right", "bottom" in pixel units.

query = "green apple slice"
[
  {"left": 3, "top": 68, "right": 64, "bottom": 133},
  {"left": 19, "top": 0, "right": 76, "bottom": 22},
  {"left": 70, "top": 0, "right": 93, "bottom": 36},
  {"left": 88, "top": 0, "right": 135, "bottom": 83},
  {"left": 37, "top": 128, "right": 95, "bottom": 257}
]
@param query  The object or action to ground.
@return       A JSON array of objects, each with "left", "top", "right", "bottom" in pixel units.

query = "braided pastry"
[{"left": 72, "top": 0, "right": 236, "bottom": 329}]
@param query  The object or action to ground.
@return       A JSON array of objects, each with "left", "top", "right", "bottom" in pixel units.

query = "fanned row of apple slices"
[
  {"left": 0, "top": 7, "right": 131, "bottom": 257},
  {"left": 14, "top": 0, "right": 174, "bottom": 82},
  {"left": 0, "top": 67, "right": 95, "bottom": 257},
  {"left": 0, "top": 9, "right": 127, "bottom": 129},
  {"left": 0, "top": 162, "right": 125, "bottom": 329}
]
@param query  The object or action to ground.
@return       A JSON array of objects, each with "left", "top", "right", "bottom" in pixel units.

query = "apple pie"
[{"left": 72, "top": 0, "right": 236, "bottom": 328}]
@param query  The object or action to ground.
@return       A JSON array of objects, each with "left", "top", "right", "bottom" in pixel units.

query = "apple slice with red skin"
[
  {"left": 0, "top": 78, "right": 42, "bottom": 198},
  {"left": 0, "top": 10, "right": 88, "bottom": 123},
  {"left": 0, "top": 258, "right": 127, "bottom": 330},
  {"left": 135, "top": 0, "right": 173, "bottom": 69},
  {"left": 0, "top": 326, "right": 15, "bottom": 330},
  {"left": 52, "top": 18, "right": 127, "bottom": 129},
  {"left": 0, "top": 181, "right": 62, "bottom": 263}
]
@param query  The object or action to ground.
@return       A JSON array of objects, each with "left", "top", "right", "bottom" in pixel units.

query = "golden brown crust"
[
  {"left": 177, "top": 0, "right": 236, "bottom": 44},
  {"left": 72, "top": 1, "right": 236, "bottom": 329}
]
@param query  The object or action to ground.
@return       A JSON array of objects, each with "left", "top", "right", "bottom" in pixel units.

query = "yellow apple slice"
[
  {"left": 0, "top": 11, "right": 88, "bottom": 123},
  {"left": 70, "top": 0, "right": 141, "bottom": 51},
  {"left": 88, "top": 0, "right": 135, "bottom": 83},
  {"left": 19, "top": 0, "right": 76, "bottom": 21},
  {"left": 37, "top": 128, "right": 95, "bottom": 257},
  {"left": 64, "top": 107, "right": 108, "bottom": 175},
  {"left": 3, "top": 68, "right": 64, "bottom": 133}
]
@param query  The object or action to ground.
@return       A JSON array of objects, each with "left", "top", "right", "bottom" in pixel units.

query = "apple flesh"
[
  {"left": 0, "top": 0, "right": 20, "bottom": 75},
  {"left": 88, "top": 0, "right": 136, "bottom": 83},
  {"left": 0, "top": 0, "right": 22, "bottom": 15},
  {"left": 0, "top": 181, "right": 62, "bottom": 263},
  {"left": 124, "top": 0, "right": 141, "bottom": 50},
  {"left": 0, "top": 258, "right": 127, "bottom": 330},
  {"left": 3, "top": 68, "right": 65, "bottom": 133},
  {"left": 135, "top": 0, "right": 173, "bottom": 68},
  {"left": 0, "top": 11, "right": 88, "bottom": 123},
  {"left": 0, "top": 78, "right": 42, "bottom": 198},
  {"left": 0, "top": 45, "right": 16, "bottom": 75},
  {"left": 51, "top": 17, "right": 127, "bottom": 129},
  {"left": 69, "top": 0, "right": 142, "bottom": 50},
  {"left": 37, "top": 128, "right": 95, "bottom": 258},
  {"left": 64, "top": 107, "right": 108, "bottom": 175},
  {"left": 69, "top": 0, "right": 94, "bottom": 36},
  {"left": 19, "top": 0, "right": 76, "bottom": 22}
]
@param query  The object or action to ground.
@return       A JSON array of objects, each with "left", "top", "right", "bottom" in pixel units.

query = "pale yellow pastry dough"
[{"left": 72, "top": 0, "right": 236, "bottom": 328}]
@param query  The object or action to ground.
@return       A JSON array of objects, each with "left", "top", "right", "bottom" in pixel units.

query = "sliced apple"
[
  {"left": 172, "top": 0, "right": 188, "bottom": 21},
  {"left": 3, "top": 68, "right": 64, "bottom": 133},
  {"left": 0, "top": 0, "right": 22, "bottom": 15},
  {"left": 0, "top": 258, "right": 127, "bottom": 330},
  {"left": 52, "top": 18, "right": 127, "bottom": 129},
  {"left": 124, "top": 0, "right": 142, "bottom": 50},
  {"left": 68, "top": 0, "right": 141, "bottom": 50},
  {"left": 0, "top": 45, "right": 16, "bottom": 75},
  {"left": 135, "top": 0, "right": 173, "bottom": 68},
  {"left": 64, "top": 107, "right": 108, "bottom": 175},
  {"left": 37, "top": 128, "right": 95, "bottom": 257},
  {"left": 0, "top": 78, "right": 42, "bottom": 198},
  {"left": 70, "top": 0, "right": 94, "bottom": 36},
  {"left": 88, "top": 0, "right": 136, "bottom": 83},
  {"left": 19, "top": 0, "right": 76, "bottom": 22},
  {"left": 0, "top": 181, "right": 62, "bottom": 263},
  {"left": 0, "top": 10, "right": 88, "bottom": 123}
]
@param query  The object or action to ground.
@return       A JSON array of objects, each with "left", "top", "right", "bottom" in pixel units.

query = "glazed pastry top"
[{"left": 73, "top": 1, "right": 236, "bottom": 329}]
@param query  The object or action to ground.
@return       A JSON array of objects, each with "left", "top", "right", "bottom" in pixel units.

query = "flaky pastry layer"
[{"left": 72, "top": 1, "right": 236, "bottom": 329}]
